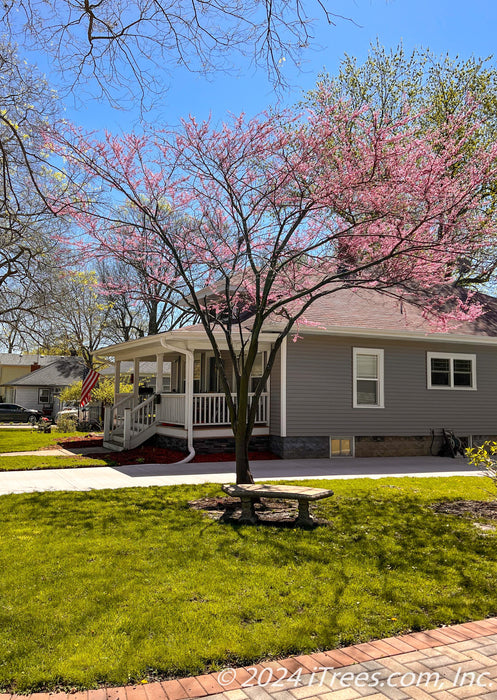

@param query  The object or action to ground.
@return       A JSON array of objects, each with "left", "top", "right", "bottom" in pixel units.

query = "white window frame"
[
  {"left": 353, "top": 348, "right": 384, "bottom": 409},
  {"left": 427, "top": 352, "right": 477, "bottom": 391},
  {"left": 38, "top": 387, "right": 53, "bottom": 404}
]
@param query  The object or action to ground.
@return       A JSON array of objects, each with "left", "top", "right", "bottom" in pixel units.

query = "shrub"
[
  {"left": 466, "top": 441, "right": 497, "bottom": 489},
  {"left": 56, "top": 415, "right": 78, "bottom": 433}
]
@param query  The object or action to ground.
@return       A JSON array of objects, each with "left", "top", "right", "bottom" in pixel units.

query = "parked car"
[
  {"left": 0, "top": 403, "right": 43, "bottom": 424},
  {"left": 55, "top": 403, "right": 79, "bottom": 422}
]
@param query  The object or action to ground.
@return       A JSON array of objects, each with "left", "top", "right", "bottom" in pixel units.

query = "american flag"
[{"left": 80, "top": 366, "right": 101, "bottom": 407}]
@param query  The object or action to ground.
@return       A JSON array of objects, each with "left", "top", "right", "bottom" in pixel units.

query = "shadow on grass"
[{"left": 2, "top": 478, "right": 497, "bottom": 691}]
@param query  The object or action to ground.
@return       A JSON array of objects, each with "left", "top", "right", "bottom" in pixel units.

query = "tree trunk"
[
  {"left": 235, "top": 428, "right": 254, "bottom": 484},
  {"left": 234, "top": 382, "right": 254, "bottom": 484}
]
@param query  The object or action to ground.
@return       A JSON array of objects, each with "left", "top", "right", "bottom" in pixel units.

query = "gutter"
[{"left": 160, "top": 340, "right": 195, "bottom": 464}]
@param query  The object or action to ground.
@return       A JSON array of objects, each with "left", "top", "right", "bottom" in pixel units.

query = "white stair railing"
[
  {"left": 104, "top": 394, "right": 134, "bottom": 441},
  {"left": 124, "top": 394, "right": 158, "bottom": 449}
]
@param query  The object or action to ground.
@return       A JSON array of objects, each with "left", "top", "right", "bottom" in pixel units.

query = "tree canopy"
[
  {"left": 2, "top": 0, "right": 351, "bottom": 108},
  {"left": 0, "top": 40, "right": 67, "bottom": 332},
  {"left": 46, "top": 94, "right": 497, "bottom": 480},
  {"left": 306, "top": 42, "right": 497, "bottom": 285}
]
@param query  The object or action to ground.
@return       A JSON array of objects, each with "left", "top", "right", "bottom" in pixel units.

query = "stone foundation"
[
  {"left": 150, "top": 432, "right": 497, "bottom": 459},
  {"left": 354, "top": 435, "right": 437, "bottom": 458},
  {"left": 151, "top": 434, "right": 270, "bottom": 454},
  {"left": 354, "top": 434, "right": 496, "bottom": 458},
  {"left": 269, "top": 436, "right": 330, "bottom": 459},
  {"left": 471, "top": 435, "right": 497, "bottom": 447}
]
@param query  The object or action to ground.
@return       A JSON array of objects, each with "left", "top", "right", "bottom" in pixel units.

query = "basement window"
[{"left": 330, "top": 437, "right": 354, "bottom": 457}]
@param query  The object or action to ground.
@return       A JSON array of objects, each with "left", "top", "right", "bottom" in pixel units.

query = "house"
[
  {"left": 95, "top": 287, "right": 497, "bottom": 458},
  {"left": 3, "top": 356, "right": 87, "bottom": 415},
  {"left": 0, "top": 354, "right": 63, "bottom": 403},
  {"left": 3, "top": 356, "right": 167, "bottom": 418}
]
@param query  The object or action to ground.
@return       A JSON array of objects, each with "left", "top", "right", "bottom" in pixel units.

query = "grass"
[
  {"left": 0, "top": 428, "right": 82, "bottom": 453},
  {"left": 0, "top": 455, "right": 110, "bottom": 470},
  {"left": 1, "top": 476, "right": 497, "bottom": 692}
]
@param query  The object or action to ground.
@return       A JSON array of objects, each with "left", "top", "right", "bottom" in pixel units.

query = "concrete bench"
[{"left": 222, "top": 483, "right": 334, "bottom": 527}]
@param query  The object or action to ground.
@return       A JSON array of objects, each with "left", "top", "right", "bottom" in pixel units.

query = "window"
[
  {"left": 427, "top": 352, "right": 476, "bottom": 390},
  {"left": 250, "top": 352, "right": 266, "bottom": 393},
  {"left": 193, "top": 357, "right": 201, "bottom": 393},
  {"left": 353, "top": 348, "right": 384, "bottom": 408},
  {"left": 330, "top": 437, "right": 354, "bottom": 457},
  {"left": 38, "top": 388, "right": 53, "bottom": 404}
]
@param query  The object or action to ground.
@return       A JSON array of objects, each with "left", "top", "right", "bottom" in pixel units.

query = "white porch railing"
[
  {"left": 105, "top": 391, "right": 269, "bottom": 450},
  {"left": 191, "top": 392, "right": 268, "bottom": 426},
  {"left": 158, "top": 393, "right": 186, "bottom": 425}
]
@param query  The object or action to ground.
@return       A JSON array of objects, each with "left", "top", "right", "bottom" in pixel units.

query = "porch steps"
[
  {"left": 103, "top": 430, "right": 125, "bottom": 452},
  {"left": 103, "top": 440, "right": 124, "bottom": 452}
]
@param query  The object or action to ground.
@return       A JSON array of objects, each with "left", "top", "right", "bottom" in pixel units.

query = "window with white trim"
[
  {"left": 38, "top": 388, "right": 53, "bottom": 404},
  {"left": 427, "top": 352, "right": 476, "bottom": 390},
  {"left": 353, "top": 348, "right": 384, "bottom": 408}
]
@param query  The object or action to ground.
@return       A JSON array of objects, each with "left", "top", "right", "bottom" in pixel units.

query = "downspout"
[{"left": 160, "top": 340, "right": 196, "bottom": 464}]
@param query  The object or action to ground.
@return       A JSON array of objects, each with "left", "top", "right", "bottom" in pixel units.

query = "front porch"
[
  {"left": 103, "top": 390, "right": 269, "bottom": 450},
  {"left": 98, "top": 329, "right": 274, "bottom": 452}
]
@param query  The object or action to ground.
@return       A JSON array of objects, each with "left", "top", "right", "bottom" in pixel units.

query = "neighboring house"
[
  {"left": 0, "top": 354, "right": 62, "bottom": 403},
  {"left": 3, "top": 357, "right": 163, "bottom": 418},
  {"left": 100, "top": 361, "right": 170, "bottom": 393},
  {"left": 3, "top": 357, "right": 87, "bottom": 415},
  {"left": 96, "top": 287, "right": 497, "bottom": 457}
]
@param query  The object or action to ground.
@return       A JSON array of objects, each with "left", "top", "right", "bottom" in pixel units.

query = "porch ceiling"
[{"left": 94, "top": 328, "right": 279, "bottom": 361}]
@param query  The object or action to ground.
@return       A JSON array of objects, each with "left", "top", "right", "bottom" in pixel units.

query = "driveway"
[{"left": 0, "top": 455, "right": 482, "bottom": 495}]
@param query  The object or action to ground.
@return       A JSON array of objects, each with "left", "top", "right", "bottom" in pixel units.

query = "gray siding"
[
  {"left": 269, "top": 345, "right": 281, "bottom": 435},
  {"left": 285, "top": 335, "right": 497, "bottom": 436}
]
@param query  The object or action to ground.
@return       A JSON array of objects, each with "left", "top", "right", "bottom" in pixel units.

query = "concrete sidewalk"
[
  {"left": 0, "top": 455, "right": 482, "bottom": 495},
  {"left": 0, "top": 448, "right": 76, "bottom": 456}
]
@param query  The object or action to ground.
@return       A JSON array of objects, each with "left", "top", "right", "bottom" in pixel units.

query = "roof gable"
[{"left": 4, "top": 357, "right": 86, "bottom": 387}]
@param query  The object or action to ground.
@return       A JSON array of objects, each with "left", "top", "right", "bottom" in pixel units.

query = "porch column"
[
  {"left": 184, "top": 350, "right": 194, "bottom": 434},
  {"left": 280, "top": 337, "right": 287, "bottom": 437},
  {"left": 133, "top": 358, "right": 140, "bottom": 401},
  {"left": 113, "top": 360, "right": 121, "bottom": 401},
  {"left": 156, "top": 353, "right": 164, "bottom": 394}
]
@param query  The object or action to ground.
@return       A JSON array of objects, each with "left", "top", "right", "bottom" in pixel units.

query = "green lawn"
[
  {"left": 0, "top": 428, "right": 82, "bottom": 453},
  {"left": 0, "top": 455, "right": 110, "bottom": 470},
  {"left": 1, "top": 476, "right": 497, "bottom": 692}
]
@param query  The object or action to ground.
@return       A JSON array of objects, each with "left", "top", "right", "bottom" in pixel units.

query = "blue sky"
[{"left": 46, "top": 0, "right": 497, "bottom": 132}]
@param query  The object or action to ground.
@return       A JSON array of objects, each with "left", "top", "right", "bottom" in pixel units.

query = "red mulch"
[
  {"left": 57, "top": 435, "right": 280, "bottom": 465},
  {"left": 57, "top": 435, "right": 104, "bottom": 448},
  {"left": 99, "top": 448, "right": 279, "bottom": 466}
]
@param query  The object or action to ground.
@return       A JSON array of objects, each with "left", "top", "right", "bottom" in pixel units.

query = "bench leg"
[
  {"left": 295, "top": 500, "right": 315, "bottom": 527},
  {"left": 239, "top": 497, "right": 258, "bottom": 524}
]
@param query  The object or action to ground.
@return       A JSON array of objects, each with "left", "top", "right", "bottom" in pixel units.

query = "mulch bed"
[
  {"left": 57, "top": 435, "right": 104, "bottom": 448},
  {"left": 57, "top": 436, "right": 280, "bottom": 465},
  {"left": 97, "top": 448, "right": 279, "bottom": 466},
  {"left": 189, "top": 495, "right": 331, "bottom": 526},
  {"left": 432, "top": 500, "right": 497, "bottom": 520}
]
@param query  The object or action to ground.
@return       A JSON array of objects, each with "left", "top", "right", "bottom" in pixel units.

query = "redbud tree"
[{"left": 47, "top": 93, "right": 497, "bottom": 483}]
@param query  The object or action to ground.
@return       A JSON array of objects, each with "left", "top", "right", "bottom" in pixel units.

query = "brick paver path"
[{"left": 3, "top": 619, "right": 497, "bottom": 700}]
